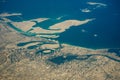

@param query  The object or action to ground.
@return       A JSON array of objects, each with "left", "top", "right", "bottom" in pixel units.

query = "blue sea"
[{"left": 0, "top": 0, "right": 120, "bottom": 49}]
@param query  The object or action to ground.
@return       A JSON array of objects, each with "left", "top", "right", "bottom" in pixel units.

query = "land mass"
[{"left": 0, "top": 14, "right": 120, "bottom": 80}]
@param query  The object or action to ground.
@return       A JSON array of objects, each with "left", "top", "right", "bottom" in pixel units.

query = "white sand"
[
  {"left": 30, "top": 27, "right": 60, "bottom": 34},
  {"left": 29, "top": 19, "right": 94, "bottom": 38},
  {"left": 10, "top": 18, "right": 94, "bottom": 38},
  {"left": 11, "top": 18, "right": 50, "bottom": 31},
  {"left": 11, "top": 21, "right": 36, "bottom": 31},
  {"left": 30, "top": 18, "right": 49, "bottom": 23},
  {"left": 49, "top": 19, "right": 94, "bottom": 31},
  {"left": 36, "top": 34, "right": 59, "bottom": 38},
  {"left": 0, "top": 13, "right": 22, "bottom": 17},
  {"left": 40, "top": 43, "right": 60, "bottom": 50},
  {"left": 31, "top": 19, "right": 94, "bottom": 34}
]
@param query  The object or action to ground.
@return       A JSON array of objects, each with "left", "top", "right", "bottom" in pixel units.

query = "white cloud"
[
  {"left": 87, "top": 2, "right": 107, "bottom": 7},
  {"left": 94, "top": 34, "right": 98, "bottom": 37},
  {"left": 0, "top": 13, "right": 22, "bottom": 17},
  {"left": 81, "top": 29, "right": 86, "bottom": 32},
  {"left": 56, "top": 15, "right": 67, "bottom": 20},
  {"left": 56, "top": 16, "right": 64, "bottom": 20},
  {"left": 80, "top": 2, "right": 107, "bottom": 13},
  {"left": 81, "top": 8, "right": 91, "bottom": 13}
]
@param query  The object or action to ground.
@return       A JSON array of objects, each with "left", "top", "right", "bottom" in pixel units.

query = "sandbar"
[
  {"left": 30, "top": 18, "right": 49, "bottom": 23},
  {"left": 11, "top": 18, "right": 49, "bottom": 31},
  {"left": 11, "top": 21, "right": 36, "bottom": 31},
  {"left": 31, "top": 19, "right": 94, "bottom": 34}
]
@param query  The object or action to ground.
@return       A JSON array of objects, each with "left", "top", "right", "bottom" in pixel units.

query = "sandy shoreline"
[
  {"left": 11, "top": 18, "right": 49, "bottom": 31},
  {"left": 2, "top": 17, "right": 95, "bottom": 39},
  {"left": 11, "top": 21, "right": 36, "bottom": 31},
  {"left": 30, "top": 19, "right": 94, "bottom": 34}
]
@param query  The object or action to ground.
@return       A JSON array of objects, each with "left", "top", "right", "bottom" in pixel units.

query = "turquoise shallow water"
[{"left": 0, "top": 0, "right": 120, "bottom": 49}]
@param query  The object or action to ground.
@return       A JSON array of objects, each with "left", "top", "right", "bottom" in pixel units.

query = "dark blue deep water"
[{"left": 0, "top": 0, "right": 120, "bottom": 49}]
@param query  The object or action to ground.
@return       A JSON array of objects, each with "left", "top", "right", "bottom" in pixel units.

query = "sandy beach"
[
  {"left": 30, "top": 19, "right": 94, "bottom": 35},
  {"left": 30, "top": 18, "right": 49, "bottom": 23},
  {"left": 11, "top": 21, "right": 36, "bottom": 31},
  {"left": 49, "top": 19, "right": 93, "bottom": 30},
  {"left": 11, "top": 18, "right": 49, "bottom": 31}
]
